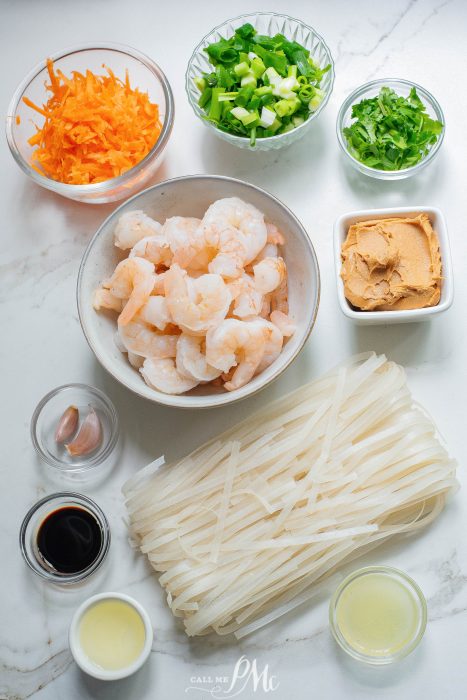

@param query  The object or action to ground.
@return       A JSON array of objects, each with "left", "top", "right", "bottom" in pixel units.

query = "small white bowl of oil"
[{"left": 69, "top": 592, "right": 153, "bottom": 680}]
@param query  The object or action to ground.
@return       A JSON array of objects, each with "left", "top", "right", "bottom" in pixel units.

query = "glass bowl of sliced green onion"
[
  {"left": 337, "top": 78, "right": 445, "bottom": 180},
  {"left": 186, "top": 12, "right": 334, "bottom": 151}
]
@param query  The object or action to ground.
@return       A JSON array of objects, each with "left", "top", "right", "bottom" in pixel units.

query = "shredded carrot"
[
  {"left": 15, "top": 115, "right": 21, "bottom": 125},
  {"left": 23, "top": 59, "right": 163, "bottom": 185}
]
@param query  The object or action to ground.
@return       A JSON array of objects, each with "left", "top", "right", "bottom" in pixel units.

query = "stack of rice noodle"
[{"left": 123, "top": 353, "right": 458, "bottom": 637}]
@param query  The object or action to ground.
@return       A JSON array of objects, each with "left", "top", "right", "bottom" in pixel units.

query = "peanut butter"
[{"left": 340, "top": 214, "right": 441, "bottom": 311}]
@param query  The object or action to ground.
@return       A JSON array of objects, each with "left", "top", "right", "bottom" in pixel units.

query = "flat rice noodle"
[{"left": 123, "top": 353, "right": 458, "bottom": 637}]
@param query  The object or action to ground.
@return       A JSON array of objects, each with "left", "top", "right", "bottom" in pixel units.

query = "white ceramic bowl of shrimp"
[{"left": 77, "top": 175, "right": 320, "bottom": 408}]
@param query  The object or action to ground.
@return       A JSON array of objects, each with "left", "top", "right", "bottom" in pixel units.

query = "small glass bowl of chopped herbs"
[
  {"left": 186, "top": 12, "right": 334, "bottom": 151},
  {"left": 337, "top": 78, "right": 445, "bottom": 180}
]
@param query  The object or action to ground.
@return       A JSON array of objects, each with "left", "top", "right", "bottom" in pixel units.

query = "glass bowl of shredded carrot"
[{"left": 6, "top": 44, "right": 174, "bottom": 203}]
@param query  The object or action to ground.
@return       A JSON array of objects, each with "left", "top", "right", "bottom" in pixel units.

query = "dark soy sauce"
[{"left": 36, "top": 506, "right": 102, "bottom": 574}]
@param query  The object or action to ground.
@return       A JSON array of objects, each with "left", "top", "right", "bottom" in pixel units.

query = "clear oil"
[
  {"left": 336, "top": 572, "right": 420, "bottom": 657},
  {"left": 79, "top": 599, "right": 146, "bottom": 671}
]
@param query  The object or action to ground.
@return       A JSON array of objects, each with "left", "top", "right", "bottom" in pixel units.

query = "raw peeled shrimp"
[
  {"left": 228, "top": 273, "right": 263, "bottom": 319},
  {"left": 256, "top": 319, "right": 284, "bottom": 372},
  {"left": 114, "top": 210, "right": 162, "bottom": 250},
  {"left": 259, "top": 294, "right": 271, "bottom": 319},
  {"left": 110, "top": 257, "right": 156, "bottom": 326},
  {"left": 270, "top": 310, "right": 296, "bottom": 337},
  {"left": 128, "top": 352, "right": 144, "bottom": 369},
  {"left": 138, "top": 296, "right": 172, "bottom": 331},
  {"left": 266, "top": 222, "right": 285, "bottom": 245},
  {"left": 164, "top": 264, "right": 231, "bottom": 334},
  {"left": 119, "top": 317, "right": 178, "bottom": 359},
  {"left": 270, "top": 274, "right": 289, "bottom": 314},
  {"left": 176, "top": 334, "right": 222, "bottom": 382},
  {"left": 114, "top": 331, "right": 145, "bottom": 368},
  {"left": 93, "top": 288, "right": 124, "bottom": 313},
  {"left": 141, "top": 358, "right": 199, "bottom": 394},
  {"left": 201, "top": 198, "right": 267, "bottom": 279},
  {"left": 162, "top": 217, "right": 210, "bottom": 272},
  {"left": 95, "top": 200, "right": 294, "bottom": 395},
  {"left": 129, "top": 236, "right": 172, "bottom": 267},
  {"left": 253, "top": 256, "right": 286, "bottom": 295},
  {"left": 249, "top": 242, "right": 279, "bottom": 267},
  {"left": 153, "top": 271, "right": 167, "bottom": 296},
  {"left": 205, "top": 318, "right": 269, "bottom": 391}
]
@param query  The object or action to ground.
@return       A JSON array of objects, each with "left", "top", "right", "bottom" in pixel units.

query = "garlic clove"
[
  {"left": 66, "top": 407, "right": 102, "bottom": 456},
  {"left": 55, "top": 405, "right": 79, "bottom": 443}
]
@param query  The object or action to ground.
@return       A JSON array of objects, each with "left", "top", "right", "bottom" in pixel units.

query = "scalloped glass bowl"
[
  {"left": 186, "top": 12, "right": 334, "bottom": 151},
  {"left": 6, "top": 43, "right": 174, "bottom": 203},
  {"left": 337, "top": 78, "right": 445, "bottom": 180}
]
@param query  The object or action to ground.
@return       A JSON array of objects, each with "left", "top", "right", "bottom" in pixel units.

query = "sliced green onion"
[
  {"left": 234, "top": 61, "right": 250, "bottom": 78},
  {"left": 249, "top": 125, "right": 257, "bottom": 147},
  {"left": 264, "top": 66, "right": 280, "bottom": 84},
  {"left": 258, "top": 106, "right": 276, "bottom": 128},
  {"left": 208, "top": 87, "right": 223, "bottom": 120},
  {"left": 281, "top": 121, "right": 296, "bottom": 133},
  {"left": 194, "top": 76, "right": 206, "bottom": 92},
  {"left": 248, "top": 95, "right": 260, "bottom": 111},
  {"left": 309, "top": 88, "right": 324, "bottom": 111},
  {"left": 259, "top": 93, "right": 275, "bottom": 107},
  {"left": 230, "top": 106, "right": 259, "bottom": 127},
  {"left": 272, "top": 76, "right": 299, "bottom": 99},
  {"left": 205, "top": 40, "right": 238, "bottom": 65},
  {"left": 218, "top": 92, "right": 238, "bottom": 102},
  {"left": 263, "top": 117, "right": 282, "bottom": 135},
  {"left": 194, "top": 22, "right": 328, "bottom": 145},
  {"left": 298, "top": 85, "right": 315, "bottom": 103},
  {"left": 240, "top": 73, "right": 257, "bottom": 88},
  {"left": 254, "top": 85, "right": 273, "bottom": 96},
  {"left": 274, "top": 97, "right": 300, "bottom": 118},
  {"left": 250, "top": 57, "right": 266, "bottom": 79},
  {"left": 198, "top": 87, "right": 212, "bottom": 108},
  {"left": 254, "top": 44, "right": 288, "bottom": 76},
  {"left": 234, "top": 86, "right": 255, "bottom": 107}
]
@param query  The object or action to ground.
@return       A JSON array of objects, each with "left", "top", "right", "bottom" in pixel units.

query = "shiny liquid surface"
[
  {"left": 36, "top": 506, "right": 102, "bottom": 574},
  {"left": 336, "top": 572, "right": 420, "bottom": 657},
  {"left": 79, "top": 599, "right": 146, "bottom": 671}
]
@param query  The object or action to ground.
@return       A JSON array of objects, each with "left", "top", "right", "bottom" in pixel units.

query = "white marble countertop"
[{"left": 1, "top": 0, "right": 467, "bottom": 698}]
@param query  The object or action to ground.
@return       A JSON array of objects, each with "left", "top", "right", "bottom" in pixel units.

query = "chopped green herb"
[
  {"left": 194, "top": 22, "right": 330, "bottom": 145},
  {"left": 343, "top": 86, "right": 443, "bottom": 171}
]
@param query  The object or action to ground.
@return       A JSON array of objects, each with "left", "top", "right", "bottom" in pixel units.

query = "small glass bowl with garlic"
[{"left": 31, "top": 384, "right": 118, "bottom": 477}]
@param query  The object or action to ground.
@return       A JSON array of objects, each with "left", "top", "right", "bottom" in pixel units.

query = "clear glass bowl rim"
[
  {"left": 30, "top": 383, "right": 119, "bottom": 471},
  {"left": 5, "top": 42, "right": 175, "bottom": 195},
  {"left": 329, "top": 565, "right": 428, "bottom": 665},
  {"left": 336, "top": 77, "right": 445, "bottom": 176},
  {"left": 185, "top": 11, "right": 335, "bottom": 146},
  {"left": 19, "top": 491, "right": 111, "bottom": 584}
]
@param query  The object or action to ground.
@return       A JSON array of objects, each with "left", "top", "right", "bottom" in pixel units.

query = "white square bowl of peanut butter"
[{"left": 333, "top": 206, "right": 454, "bottom": 325}]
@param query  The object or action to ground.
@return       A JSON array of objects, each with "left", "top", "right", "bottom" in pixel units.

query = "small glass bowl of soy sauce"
[{"left": 19, "top": 492, "right": 111, "bottom": 585}]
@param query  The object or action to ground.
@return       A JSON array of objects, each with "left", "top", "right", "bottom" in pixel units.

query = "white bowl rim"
[
  {"left": 185, "top": 11, "right": 335, "bottom": 146},
  {"left": 333, "top": 205, "right": 454, "bottom": 321},
  {"left": 5, "top": 41, "right": 175, "bottom": 194},
  {"left": 69, "top": 591, "right": 154, "bottom": 680},
  {"left": 77, "top": 174, "right": 321, "bottom": 408},
  {"left": 336, "top": 77, "right": 445, "bottom": 177}
]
